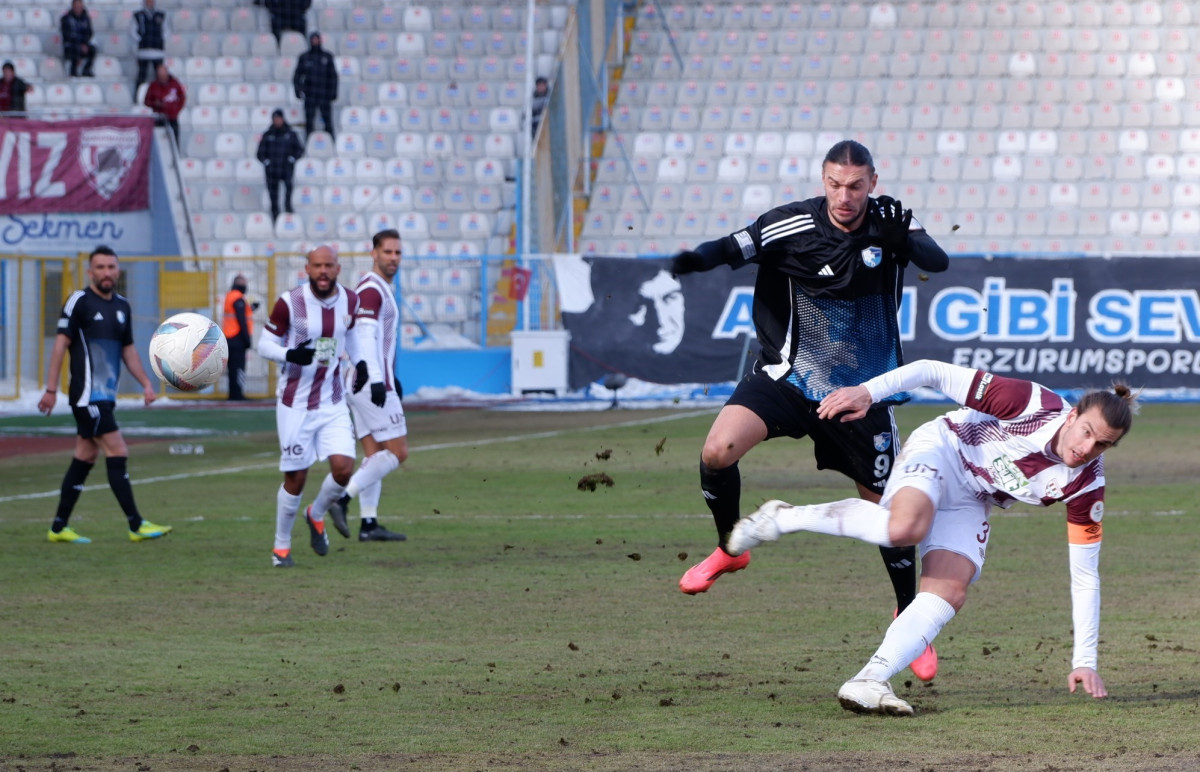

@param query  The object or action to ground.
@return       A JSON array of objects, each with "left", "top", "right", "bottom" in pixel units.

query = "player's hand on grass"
[
  {"left": 1068, "top": 667, "right": 1107, "bottom": 699},
  {"left": 370, "top": 382, "right": 386, "bottom": 407},
  {"left": 285, "top": 340, "right": 315, "bottom": 365},
  {"left": 353, "top": 360, "right": 369, "bottom": 392},
  {"left": 872, "top": 195, "right": 913, "bottom": 252}
]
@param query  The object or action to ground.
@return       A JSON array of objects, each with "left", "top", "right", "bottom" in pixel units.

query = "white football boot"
[
  {"left": 725, "top": 499, "right": 790, "bottom": 556},
  {"left": 837, "top": 678, "right": 914, "bottom": 716}
]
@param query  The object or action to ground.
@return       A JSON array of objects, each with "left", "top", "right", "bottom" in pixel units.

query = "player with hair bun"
[{"left": 728, "top": 360, "right": 1137, "bottom": 716}]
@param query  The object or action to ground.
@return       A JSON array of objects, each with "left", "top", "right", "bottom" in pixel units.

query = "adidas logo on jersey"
[
  {"left": 817, "top": 264, "right": 835, "bottom": 277},
  {"left": 93, "top": 312, "right": 104, "bottom": 320}
]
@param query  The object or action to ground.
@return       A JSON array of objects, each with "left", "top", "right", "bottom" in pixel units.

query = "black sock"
[
  {"left": 52, "top": 458, "right": 95, "bottom": 531},
  {"left": 106, "top": 456, "right": 142, "bottom": 530},
  {"left": 361, "top": 517, "right": 377, "bottom": 531},
  {"left": 699, "top": 461, "right": 741, "bottom": 549},
  {"left": 879, "top": 545, "right": 918, "bottom": 612}
]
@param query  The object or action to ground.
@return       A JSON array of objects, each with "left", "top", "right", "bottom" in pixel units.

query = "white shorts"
[
  {"left": 276, "top": 402, "right": 356, "bottom": 472},
  {"left": 880, "top": 421, "right": 992, "bottom": 583},
  {"left": 348, "top": 388, "right": 407, "bottom": 442}
]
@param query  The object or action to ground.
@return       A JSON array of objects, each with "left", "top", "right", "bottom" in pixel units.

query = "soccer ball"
[{"left": 148, "top": 312, "right": 229, "bottom": 391}]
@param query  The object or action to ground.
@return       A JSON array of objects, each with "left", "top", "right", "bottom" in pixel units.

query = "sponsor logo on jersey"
[
  {"left": 1090, "top": 500, "right": 1104, "bottom": 523},
  {"left": 991, "top": 455, "right": 1028, "bottom": 492},
  {"left": 860, "top": 246, "right": 882, "bottom": 268},
  {"left": 873, "top": 432, "right": 892, "bottom": 452},
  {"left": 973, "top": 372, "right": 994, "bottom": 401}
]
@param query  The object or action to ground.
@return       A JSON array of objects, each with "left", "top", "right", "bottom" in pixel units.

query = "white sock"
[
  {"left": 358, "top": 480, "right": 381, "bottom": 520},
  {"left": 855, "top": 592, "right": 957, "bottom": 682},
  {"left": 274, "top": 485, "right": 302, "bottom": 552},
  {"left": 345, "top": 450, "right": 400, "bottom": 499},
  {"left": 771, "top": 498, "right": 894, "bottom": 546},
  {"left": 308, "top": 473, "right": 346, "bottom": 519}
]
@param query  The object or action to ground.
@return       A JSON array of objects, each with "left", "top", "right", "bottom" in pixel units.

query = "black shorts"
[
  {"left": 71, "top": 401, "right": 120, "bottom": 439},
  {"left": 725, "top": 371, "right": 900, "bottom": 494}
]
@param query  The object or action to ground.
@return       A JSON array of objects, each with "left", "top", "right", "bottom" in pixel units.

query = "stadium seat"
[{"left": 203, "top": 158, "right": 235, "bottom": 182}]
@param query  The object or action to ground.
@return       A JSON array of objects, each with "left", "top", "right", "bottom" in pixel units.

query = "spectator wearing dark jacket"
[
  {"left": 61, "top": 0, "right": 97, "bottom": 77},
  {"left": 292, "top": 31, "right": 337, "bottom": 139},
  {"left": 143, "top": 63, "right": 186, "bottom": 146},
  {"left": 265, "top": 0, "right": 310, "bottom": 45},
  {"left": 131, "top": 0, "right": 168, "bottom": 100},
  {"left": 0, "top": 61, "right": 33, "bottom": 113},
  {"left": 256, "top": 109, "right": 305, "bottom": 221}
]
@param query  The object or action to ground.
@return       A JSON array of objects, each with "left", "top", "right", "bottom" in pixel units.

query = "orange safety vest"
[{"left": 222, "top": 289, "right": 253, "bottom": 339}]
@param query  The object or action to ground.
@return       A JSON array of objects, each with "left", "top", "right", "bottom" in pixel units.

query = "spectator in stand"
[
  {"left": 61, "top": 0, "right": 97, "bottom": 78},
  {"left": 293, "top": 31, "right": 337, "bottom": 140},
  {"left": 530, "top": 76, "right": 549, "bottom": 136},
  {"left": 265, "top": 0, "right": 311, "bottom": 45},
  {"left": 256, "top": 108, "right": 305, "bottom": 221},
  {"left": 131, "top": 0, "right": 168, "bottom": 102},
  {"left": 0, "top": 61, "right": 33, "bottom": 114},
  {"left": 143, "top": 63, "right": 185, "bottom": 146}
]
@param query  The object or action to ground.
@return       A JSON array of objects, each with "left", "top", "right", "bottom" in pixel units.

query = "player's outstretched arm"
[
  {"left": 1068, "top": 667, "right": 1107, "bottom": 699},
  {"left": 670, "top": 239, "right": 729, "bottom": 276}
]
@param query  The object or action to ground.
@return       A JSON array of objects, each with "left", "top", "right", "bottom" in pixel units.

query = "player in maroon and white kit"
[
  {"left": 728, "top": 359, "right": 1137, "bottom": 716},
  {"left": 319, "top": 229, "right": 408, "bottom": 542},
  {"left": 257, "top": 245, "right": 360, "bottom": 567}
]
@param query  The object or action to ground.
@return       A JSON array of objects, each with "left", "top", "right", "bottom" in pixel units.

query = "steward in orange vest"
[{"left": 223, "top": 274, "right": 256, "bottom": 400}]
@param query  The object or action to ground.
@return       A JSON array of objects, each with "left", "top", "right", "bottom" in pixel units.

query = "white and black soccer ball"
[{"left": 148, "top": 312, "right": 229, "bottom": 391}]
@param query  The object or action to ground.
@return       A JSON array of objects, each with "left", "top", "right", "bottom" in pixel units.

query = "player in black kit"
[
  {"left": 38, "top": 246, "right": 173, "bottom": 544},
  {"left": 674, "top": 140, "right": 950, "bottom": 681}
]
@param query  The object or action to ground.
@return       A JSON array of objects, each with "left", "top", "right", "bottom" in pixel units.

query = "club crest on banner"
[
  {"left": 79, "top": 127, "right": 141, "bottom": 200},
  {"left": 861, "top": 246, "right": 882, "bottom": 268}
]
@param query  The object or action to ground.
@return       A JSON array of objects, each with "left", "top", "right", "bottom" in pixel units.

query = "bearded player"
[{"left": 321, "top": 229, "right": 408, "bottom": 543}]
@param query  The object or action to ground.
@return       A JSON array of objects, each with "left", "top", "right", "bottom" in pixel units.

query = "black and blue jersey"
[
  {"left": 57, "top": 287, "right": 135, "bottom": 407},
  {"left": 692, "top": 196, "right": 949, "bottom": 402}
]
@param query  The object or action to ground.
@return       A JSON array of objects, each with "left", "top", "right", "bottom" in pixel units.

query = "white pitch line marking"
[{"left": 0, "top": 410, "right": 715, "bottom": 504}]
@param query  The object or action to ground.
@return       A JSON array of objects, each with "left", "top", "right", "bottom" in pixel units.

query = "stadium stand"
[
  {"left": 16, "top": 0, "right": 1200, "bottom": 268},
  {"left": 587, "top": 0, "right": 1200, "bottom": 255}
]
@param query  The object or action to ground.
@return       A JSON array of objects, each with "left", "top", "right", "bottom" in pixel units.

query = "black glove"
[
  {"left": 353, "top": 360, "right": 369, "bottom": 393},
  {"left": 284, "top": 340, "right": 314, "bottom": 365},
  {"left": 370, "top": 382, "right": 386, "bottom": 407},
  {"left": 669, "top": 250, "right": 706, "bottom": 277},
  {"left": 395, "top": 379, "right": 403, "bottom": 401},
  {"left": 872, "top": 195, "right": 913, "bottom": 252}
]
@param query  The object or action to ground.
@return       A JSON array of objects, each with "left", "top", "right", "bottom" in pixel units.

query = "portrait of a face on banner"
[{"left": 556, "top": 255, "right": 756, "bottom": 390}]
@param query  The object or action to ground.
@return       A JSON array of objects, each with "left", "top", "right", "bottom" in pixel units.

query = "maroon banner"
[{"left": 0, "top": 116, "right": 152, "bottom": 214}]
